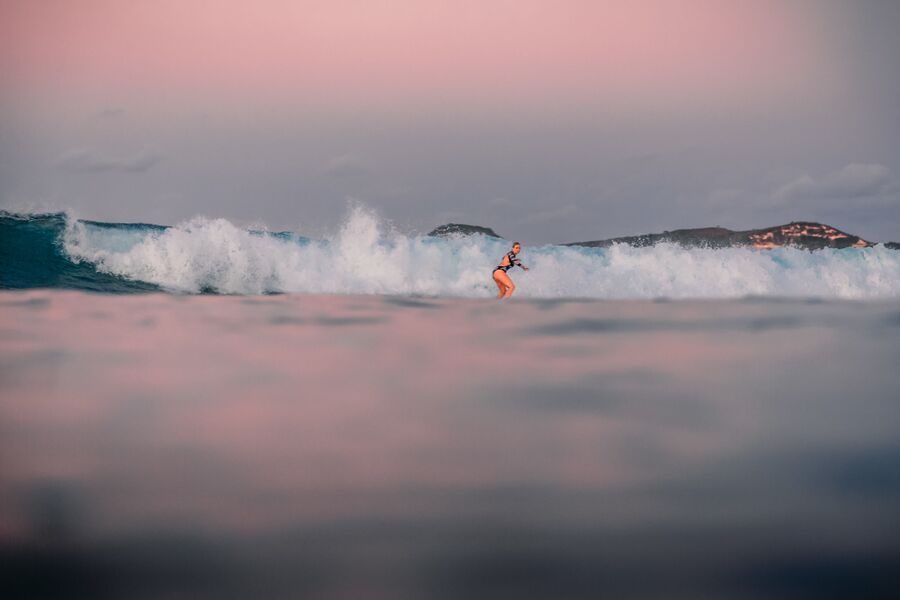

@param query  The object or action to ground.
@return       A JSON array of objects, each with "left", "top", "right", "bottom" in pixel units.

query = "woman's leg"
[
  {"left": 493, "top": 275, "right": 506, "bottom": 298},
  {"left": 492, "top": 271, "right": 507, "bottom": 298},
  {"left": 503, "top": 278, "right": 516, "bottom": 298},
  {"left": 494, "top": 270, "right": 515, "bottom": 299}
]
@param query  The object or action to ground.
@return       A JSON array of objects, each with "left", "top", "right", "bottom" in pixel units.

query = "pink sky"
[{"left": 1, "top": 0, "right": 832, "bottom": 112}]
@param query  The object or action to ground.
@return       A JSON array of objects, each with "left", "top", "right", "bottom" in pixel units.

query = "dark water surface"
[{"left": 1, "top": 291, "right": 899, "bottom": 598}]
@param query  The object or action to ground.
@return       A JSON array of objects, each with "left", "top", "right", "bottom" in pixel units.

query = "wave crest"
[{"left": 52, "top": 207, "right": 900, "bottom": 298}]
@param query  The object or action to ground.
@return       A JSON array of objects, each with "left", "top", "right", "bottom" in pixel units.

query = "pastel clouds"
[
  {"left": 323, "top": 154, "right": 372, "bottom": 180},
  {"left": 774, "top": 164, "right": 898, "bottom": 203},
  {"left": 703, "top": 162, "right": 900, "bottom": 239},
  {"left": 56, "top": 147, "right": 162, "bottom": 173}
]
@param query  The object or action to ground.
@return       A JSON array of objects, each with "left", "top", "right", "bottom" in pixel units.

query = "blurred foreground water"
[{"left": 1, "top": 291, "right": 899, "bottom": 599}]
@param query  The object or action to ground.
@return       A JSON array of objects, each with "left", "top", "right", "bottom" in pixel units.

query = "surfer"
[{"left": 492, "top": 242, "right": 528, "bottom": 299}]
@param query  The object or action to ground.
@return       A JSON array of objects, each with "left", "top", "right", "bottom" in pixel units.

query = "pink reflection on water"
[{"left": 1, "top": 290, "right": 895, "bottom": 540}]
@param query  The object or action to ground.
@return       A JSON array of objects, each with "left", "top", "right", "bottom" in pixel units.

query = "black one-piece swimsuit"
[{"left": 493, "top": 251, "right": 519, "bottom": 274}]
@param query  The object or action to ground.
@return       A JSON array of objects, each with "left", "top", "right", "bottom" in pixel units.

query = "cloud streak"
[
  {"left": 95, "top": 107, "right": 125, "bottom": 119},
  {"left": 56, "top": 147, "right": 161, "bottom": 173},
  {"left": 322, "top": 154, "right": 372, "bottom": 180},
  {"left": 773, "top": 163, "right": 897, "bottom": 203},
  {"left": 702, "top": 163, "right": 900, "bottom": 242},
  {"left": 519, "top": 203, "right": 579, "bottom": 225}
]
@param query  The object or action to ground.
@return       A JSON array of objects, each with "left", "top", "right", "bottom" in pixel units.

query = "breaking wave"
[{"left": 2, "top": 207, "right": 899, "bottom": 298}]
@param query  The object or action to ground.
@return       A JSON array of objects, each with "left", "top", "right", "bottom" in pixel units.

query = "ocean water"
[
  {"left": 2, "top": 208, "right": 900, "bottom": 597},
  {"left": 3, "top": 208, "right": 900, "bottom": 298},
  {"left": 1, "top": 290, "right": 899, "bottom": 598}
]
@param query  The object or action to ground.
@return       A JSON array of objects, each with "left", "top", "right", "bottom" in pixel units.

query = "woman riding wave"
[{"left": 492, "top": 242, "right": 528, "bottom": 299}]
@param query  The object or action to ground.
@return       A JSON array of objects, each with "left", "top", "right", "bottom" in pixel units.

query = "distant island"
[
  {"left": 428, "top": 223, "right": 502, "bottom": 238},
  {"left": 565, "top": 222, "right": 875, "bottom": 250},
  {"left": 429, "top": 221, "right": 897, "bottom": 250}
]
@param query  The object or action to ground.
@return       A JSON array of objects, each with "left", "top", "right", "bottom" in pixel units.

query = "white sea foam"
[{"left": 62, "top": 206, "right": 900, "bottom": 298}]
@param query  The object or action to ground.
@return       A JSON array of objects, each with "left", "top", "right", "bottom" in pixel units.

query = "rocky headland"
[
  {"left": 565, "top": 222, "right": 873, "bottom": 250},
  {"left": 428, "top": 221, "right": 891, "bottom": 250},
  {"left": 428, "top": 223, "right": 502, "bottom": 238}
]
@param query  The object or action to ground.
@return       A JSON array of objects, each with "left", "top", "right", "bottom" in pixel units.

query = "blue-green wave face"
[
  {"left": 2, "top": 208, "right": 900, "bottom": 298},
  {"left": 0, "top": 212, "right": 160, "bottom": 293}
]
